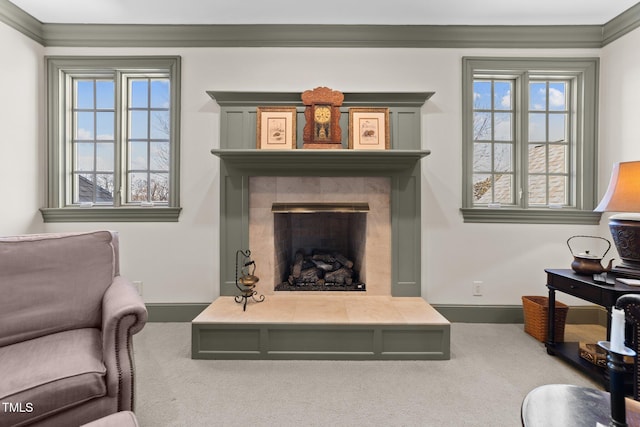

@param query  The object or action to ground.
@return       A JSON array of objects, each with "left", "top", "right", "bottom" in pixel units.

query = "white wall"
[
  {"left": 419, "top": 48, "right": 604, "bottom": 306},
  {"left": 592, "top": 28, "right": 640, "bottom": 302},
  {"left": 42, "top": 47, "right": 222, "bottom": 303},
  {"left": 0, "top": 22, "right": 44, "bottom": 235},
  {"left": 600, "top": 28, "right": 640, "bottom": 211},
  {"left": 600, "top": 28, "right": 640, "bottom": 166},
  {"left": 11, "top": 36, "right": 636, "bottom": 305}
]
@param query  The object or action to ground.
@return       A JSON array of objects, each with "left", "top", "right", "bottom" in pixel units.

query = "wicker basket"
[{"left": 522, "top": 296, "right": 569, "bottom": 342}]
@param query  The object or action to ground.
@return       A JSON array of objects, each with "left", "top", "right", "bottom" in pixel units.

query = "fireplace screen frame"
[{"left": 273, "top": 205, "right": 369, "bottom": 292}]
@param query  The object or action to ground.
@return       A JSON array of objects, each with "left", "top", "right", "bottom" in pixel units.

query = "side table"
[{"left": 545, "top": 269, "right": 640, "bottom": 387}]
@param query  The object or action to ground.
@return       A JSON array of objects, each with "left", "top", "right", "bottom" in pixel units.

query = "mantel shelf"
[
  {"left": 210, "top": 149, "right": 430, "bottom": 173},
  {"left": 207, "top": 91, "right": 435, "bottom": 107}
]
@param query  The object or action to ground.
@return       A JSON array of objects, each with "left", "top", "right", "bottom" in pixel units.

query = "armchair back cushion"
[{"left": 0, "top": 231, "right": 117, "bottom": 347}]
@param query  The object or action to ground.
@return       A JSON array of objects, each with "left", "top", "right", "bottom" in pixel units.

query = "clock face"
[{"left": 314, "top": 105, "right": 331, "bottom": 124}]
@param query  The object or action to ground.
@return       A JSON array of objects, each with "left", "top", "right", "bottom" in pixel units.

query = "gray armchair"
[{"left": 0, "top": 231, "right": 147, "bottom": 426}]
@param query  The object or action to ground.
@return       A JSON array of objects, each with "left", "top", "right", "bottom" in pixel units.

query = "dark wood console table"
[{"left": 545, "top": 269, "right": 640, "bottom": 387}]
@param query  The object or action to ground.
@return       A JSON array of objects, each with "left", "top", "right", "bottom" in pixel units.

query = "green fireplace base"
[{"left": 192, "top": 323, "right": 450, "bottom": 360}]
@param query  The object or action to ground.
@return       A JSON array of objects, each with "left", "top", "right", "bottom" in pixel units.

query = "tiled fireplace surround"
[{"left": 215, "top": 152, "right": 425, "bottom": 298}]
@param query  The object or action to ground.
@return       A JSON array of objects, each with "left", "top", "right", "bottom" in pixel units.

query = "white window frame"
[
  {"left": 42, "top": 56, "right": 181, "bottom": 222},
  {"left": 461, "top": 57, "right": 601, "bottom": 224}
]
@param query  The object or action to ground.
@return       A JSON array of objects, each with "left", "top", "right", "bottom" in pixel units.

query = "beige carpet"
[{"left": 133, "top": 322, "right": 601, "bottom": 427}]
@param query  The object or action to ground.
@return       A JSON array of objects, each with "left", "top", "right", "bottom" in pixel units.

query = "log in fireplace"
[{"left": 276, "top": 249, "right": 364, "bottom": 291}]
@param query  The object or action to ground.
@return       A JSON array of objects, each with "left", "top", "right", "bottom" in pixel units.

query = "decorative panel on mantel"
[
  {"left": 208, "top": 91, "right": 434, "bottom": 150},
  {"left": 209, "top": 91, "right": 433, "bottom": 297}
]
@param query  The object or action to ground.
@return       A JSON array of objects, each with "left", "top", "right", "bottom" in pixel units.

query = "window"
[
  {"left": 461, "top": 57, "right": 601, "bottom": 224},
  {"left": 43, "top": 57, "right": 181, "bottom": 222}
]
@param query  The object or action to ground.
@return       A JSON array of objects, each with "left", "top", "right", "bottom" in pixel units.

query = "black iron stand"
[
  {"left": 235, "top": 285, "right": 264, "bottom": 311},
  {"left": 598, "top": 341, "right": 636, "bottom": 427},
  {"left": 234, "top": 249, "right": 265, "bottom": 311}
]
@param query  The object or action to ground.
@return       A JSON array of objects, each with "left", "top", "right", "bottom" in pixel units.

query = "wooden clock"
[{"left": 301, "top": 87, "right": 344, "bottom": 149}]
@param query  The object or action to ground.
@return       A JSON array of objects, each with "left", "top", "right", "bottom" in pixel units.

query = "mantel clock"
[{"left": 301, "top": 87, "right": 344, "bottom": 149}]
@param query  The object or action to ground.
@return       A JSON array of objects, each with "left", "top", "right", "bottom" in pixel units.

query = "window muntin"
[
  {"left": 472, "top": 78, "right": 516, "bottom": 206},
  {"left": 527, "top": 79, "right": 571, "bottom": 207},
  {"left": 69, "top": 73, "right": 172, "bottom": 206},
  {"left": 58, "top": 62, "right": 177, "bottom": 208},
  {"left": 471, "top": 73, "right": 576, "bottom": 209},
  {"left": 71, "top": 78, "right": 115, "bottom": 204},
  {"left": 125, "top": 75, "right": 171, "bottom": 204}
]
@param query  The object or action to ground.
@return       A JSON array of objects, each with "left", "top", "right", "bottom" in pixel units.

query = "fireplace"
[
  {"left": 210, "top": 90, "right": 431, "bottom": 298},
  {"left": 248, "top": 176, "right": 391, "bottom": 296},
  {"left": 193, "top": 92, "right": 449, "bottom": 361},
  {"left": 273, "top": 204, "right": 368, "bottom": 291}
]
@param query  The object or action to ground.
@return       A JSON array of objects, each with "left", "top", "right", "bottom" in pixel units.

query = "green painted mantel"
[
  {"left": 210, "top": 149, "right": 430, "bottom": 173},
  {"left": 207, "top": 91, "right": 434, "bottom": 107},
  {"left": 211, "top": 91, "right": 432, "bottom": 297}
]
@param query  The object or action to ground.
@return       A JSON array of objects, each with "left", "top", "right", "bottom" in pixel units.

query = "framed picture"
[
  {"left": 348, "top": 107, "right": 390, "bottom": 150},
  {"left": 256, "top": 106, "right": 297, "bottom": 149}
]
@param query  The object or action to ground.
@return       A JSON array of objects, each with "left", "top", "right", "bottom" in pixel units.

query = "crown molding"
[
  {"left": 603, "top": 2, "right": 640, "bottom": 45},
  {"left": 0, "top": 0, "right": 43, "bottom": 44},
  {"left": 1, "top": 0, "right": 639, "bottom": 49},
  {"left": 39, "top": 23, "right": 606, "bottom": 48},
  {"left": 38, "top": 23, "right": 604, "bottom": 49}
]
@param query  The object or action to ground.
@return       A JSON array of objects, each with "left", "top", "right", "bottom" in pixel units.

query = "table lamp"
[{"left": 595, "top": 161, "right": 640, "bottom": 278}]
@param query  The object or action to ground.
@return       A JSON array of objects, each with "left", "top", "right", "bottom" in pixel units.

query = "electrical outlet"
[
  {"left": 132, "top": 281, "right": 143, "bottom": 296},
  {"left": 472, "top": 281, "right": 483, "bottom": 296}
]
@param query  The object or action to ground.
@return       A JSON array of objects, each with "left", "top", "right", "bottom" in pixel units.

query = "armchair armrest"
[{"left": 101, "top": 275, "right": 148, "bottom": 411}]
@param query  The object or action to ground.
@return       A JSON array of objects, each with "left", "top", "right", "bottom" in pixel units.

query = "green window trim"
[
  {"left": 40, "top": 207, "right": 182, "bottom": 222},
  {"left": 461, "top": 57, "right": 601, "bottom": 225},
  {"left": 44, "top": 56, "right": 182, "bottom": 223},
  {"left": 460, "top": 208, "right": 601, "bottom": 224}
]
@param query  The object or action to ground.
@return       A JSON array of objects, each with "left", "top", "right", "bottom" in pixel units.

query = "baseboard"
[
  {"left": 432, "top": 304, "right": 606, "bottom": 326},
  {"left": 146, "top": 303, "right": 209, "bottom": 322},
  {"left": 145, "top": 302, "right": 607, "bottom": 325}
]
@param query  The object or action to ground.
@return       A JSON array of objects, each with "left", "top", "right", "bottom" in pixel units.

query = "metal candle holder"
[
  {"left": 235, "top": 249, "right": 265, "bottom": 311},
  {"left": 598, "top": 340, "right": 636, "bottom": 427}
]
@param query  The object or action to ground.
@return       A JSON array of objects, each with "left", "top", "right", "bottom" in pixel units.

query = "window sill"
[
  {"left": 40, "top": 207, "right": 182, "bottom": 223},
  {"left": 460, "top": 208, "right": 602, "bottom": 224}
]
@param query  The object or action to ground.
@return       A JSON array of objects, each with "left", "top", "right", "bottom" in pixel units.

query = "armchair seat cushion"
[{"left": 0, "top": 328, "right": 106, "bottom": 426}]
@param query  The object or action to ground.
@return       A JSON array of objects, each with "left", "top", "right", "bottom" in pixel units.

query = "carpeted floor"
[{"left": 133, "top": 322, "right": 600, "bottom": 427}]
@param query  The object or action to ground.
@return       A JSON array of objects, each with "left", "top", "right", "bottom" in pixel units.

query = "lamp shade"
[{"left": 594, "top": 161, "right": 640, "bottom": 212}]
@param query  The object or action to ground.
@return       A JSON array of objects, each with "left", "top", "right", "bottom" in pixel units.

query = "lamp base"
[{"left": 610, "top": 217, "right": 640, "bottom": 279}]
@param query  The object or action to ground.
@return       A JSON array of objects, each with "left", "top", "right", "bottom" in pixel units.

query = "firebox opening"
[{"left": 273, "top": 207, "right": 367, "bottom": 291}]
